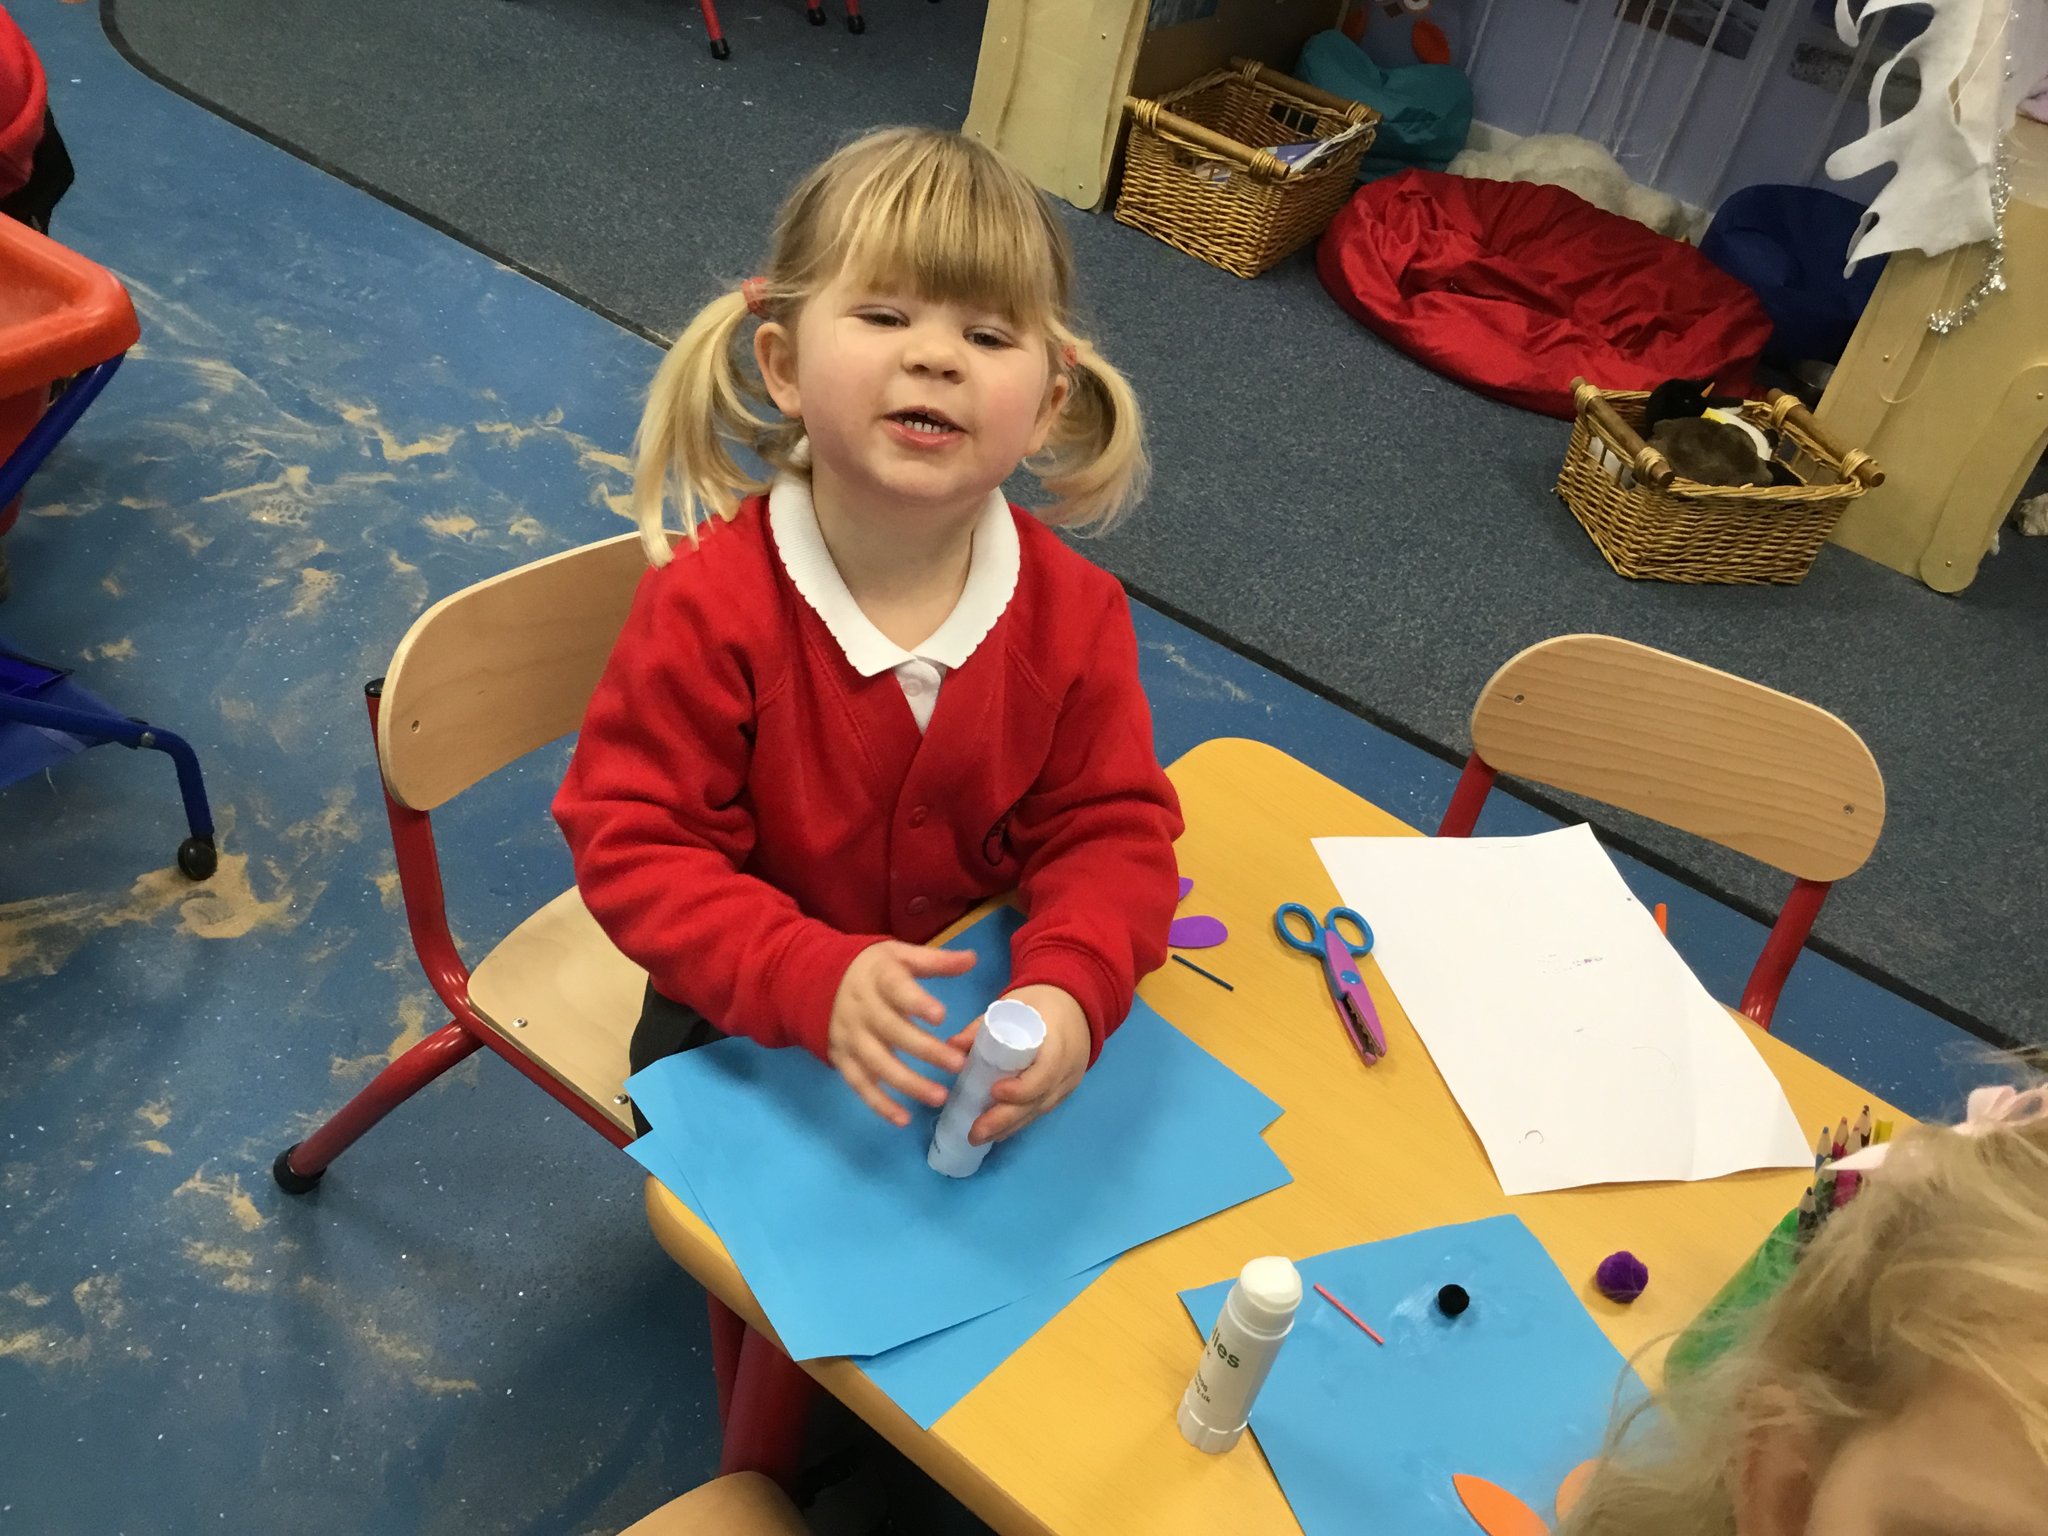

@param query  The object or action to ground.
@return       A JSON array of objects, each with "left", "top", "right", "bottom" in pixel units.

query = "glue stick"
[
  {"left": 928, "top": 999, "right": 1045, "bottom": 1178},
  {"left": 1178, "top": 1256, "right": 1300, "bottom": 1454}
]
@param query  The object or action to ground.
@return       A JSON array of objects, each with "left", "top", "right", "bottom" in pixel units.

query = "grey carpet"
[{"left": 102, "top": 0, "right": 2047, "bottom": 1046}]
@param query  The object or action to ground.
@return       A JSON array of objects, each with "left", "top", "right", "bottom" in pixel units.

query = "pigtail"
[
  {"left": 629, "top": 289, "right": 776, "bottom": 566},
  {"left": 1029, "top": 333, "right": 1150, "bottom": 535}
]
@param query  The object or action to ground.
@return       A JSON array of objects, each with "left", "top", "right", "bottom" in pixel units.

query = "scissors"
[{"left": 1274, "top": 902, "right": 1387, "bottom": 1064}]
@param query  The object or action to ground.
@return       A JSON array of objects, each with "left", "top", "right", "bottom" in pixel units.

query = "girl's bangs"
[{"left": 828, "top": 150, "right": 1067, "bottom": 325}]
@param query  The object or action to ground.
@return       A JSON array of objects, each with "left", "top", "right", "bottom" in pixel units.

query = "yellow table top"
[{"left": 643, "top": 736, "right": 1908, "bottom": 1536}]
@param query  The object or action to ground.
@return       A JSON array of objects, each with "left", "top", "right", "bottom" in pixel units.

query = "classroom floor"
[
  {"left": 0, "top": 5, "right": 2015, "bottom": 1533},
  {"left": 100, "top": 0, "right": 2048, "bottom": 1051}
]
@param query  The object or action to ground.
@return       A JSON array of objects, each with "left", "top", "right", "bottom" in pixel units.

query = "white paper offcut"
[{"left": 1313, "top": 825, "right": 1811, "bottom": 1195}]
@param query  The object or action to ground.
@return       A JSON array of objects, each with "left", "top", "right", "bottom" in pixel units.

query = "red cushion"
[
  {"left": 1316, "top": 170, "right": 1771, "bottom": 419},
  {"left": 0, "top": 4, "right": 48, "bottom": 200}
]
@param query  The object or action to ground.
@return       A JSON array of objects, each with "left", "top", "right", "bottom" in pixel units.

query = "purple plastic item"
[
  {"left": 1170, "top": 878, "right": 1229, "bottom": 950},
  {"left": 1594, "top": 1250, "right": 1650, "bottom": 1304}
]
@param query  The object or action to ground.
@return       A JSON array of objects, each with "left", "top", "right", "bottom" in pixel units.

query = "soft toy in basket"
[{"left": 1557, "top": 377, "right": 1885, "bottom": 585}]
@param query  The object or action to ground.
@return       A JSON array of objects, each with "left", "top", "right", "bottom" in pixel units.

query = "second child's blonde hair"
[
  {"left": 1561, "top": 1101, "right": 2048, "bottom": 1536},
  {"left": 631, "top": 127, "right": 1148, "bottom": 565}
]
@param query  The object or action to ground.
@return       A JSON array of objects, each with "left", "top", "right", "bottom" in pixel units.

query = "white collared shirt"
[{"left": 767, "top": 474, "right": 1021, "bottom": 732}]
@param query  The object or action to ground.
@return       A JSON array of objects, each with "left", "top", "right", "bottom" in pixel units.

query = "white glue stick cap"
[
  {"left": 977, "top": 999, "right": 1047, "bottom": 1069},
  {"left": 1235, "top": 1256, "right": 1303, "bottom": 1331}
]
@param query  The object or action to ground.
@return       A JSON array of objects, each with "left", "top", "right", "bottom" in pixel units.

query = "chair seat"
[
  {"left": 619, "top": 1472, "right": 807, "bottom": 1535},
  {"left": 468, "top": 886, "right": 645, "bottom": 1135}
]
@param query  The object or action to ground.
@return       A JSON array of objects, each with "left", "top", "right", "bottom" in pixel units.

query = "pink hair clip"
[{"left": 741, "top": 277, "right": 770, "bottom": 319}]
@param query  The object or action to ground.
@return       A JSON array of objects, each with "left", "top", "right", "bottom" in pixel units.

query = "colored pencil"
[{"left": 1170, "top": 954, "right": 1234, "bottom": 992}]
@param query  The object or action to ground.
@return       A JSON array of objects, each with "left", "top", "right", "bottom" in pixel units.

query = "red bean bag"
[{"left": 1315, "top": 170, "right": 1771, "bottom": 420}]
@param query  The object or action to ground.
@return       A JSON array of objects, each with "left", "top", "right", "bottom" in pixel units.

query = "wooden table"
[{"left": 644, "top": 737, "right": 1907, "bottom": 1535}]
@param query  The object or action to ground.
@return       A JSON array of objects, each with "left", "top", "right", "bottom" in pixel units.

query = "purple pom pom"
[{"left": 1595, "top": 1250, "right": 1649, "bottom": 1304}]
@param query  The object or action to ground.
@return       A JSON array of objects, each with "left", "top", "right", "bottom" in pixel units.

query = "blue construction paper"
[
  {"left": 636, "top": 1102, "right": 1110, "bottom": 1428},
  {"left": 857, "top": 1260, "right": 1111, "bottom": 1429},
  {"left": 1180, "top": 1216, "right": 1647, "bottom": 1536},
  {"left": 624, "top": 1131, "right": 705, "bottom": 1221},
  {"left": 630, "top": 908, "right": 1291, "bottom": 1361}
]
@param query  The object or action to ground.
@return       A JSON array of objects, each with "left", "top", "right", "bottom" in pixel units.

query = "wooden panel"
[
  {"left": 1130, "top": 0, "right": 1347, "bottom": 100},
  {"left": 643, "top": 736, "right": 1910, "bottom": 1536},
  {"left": 468, "top": 886, "right": 645, "bottom": 1135},
  {"left": 377, "top": 531, "right": 648, "bottom": 811},
  {"left": 1469, "top": 635, "right": 1884, "bottom": 883},
  {"left": 1820, "top": 117, "right": 2048, "bottom": 591},
  {"left": 964, "top": 0, "right": 1150, "bottom": 210}
]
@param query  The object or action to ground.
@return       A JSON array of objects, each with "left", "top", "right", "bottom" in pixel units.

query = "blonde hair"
[
  {"left": 629, "top": 127, "right": 1148, "bottom": 565},
  {"left": 1561, "top": 1105, "right": 2048, "bottom": 1536}
]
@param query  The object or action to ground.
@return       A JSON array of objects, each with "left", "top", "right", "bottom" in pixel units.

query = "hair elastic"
[
  {"left": 1061, "top": 343, "right": 1080, "bottom": 370},
  {"left": 741, "top": 277, "right": 770, "bottom": 319}
]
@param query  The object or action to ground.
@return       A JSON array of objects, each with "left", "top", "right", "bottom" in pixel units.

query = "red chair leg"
[
  {"left": 699, "top": 0, "right": 731, "bottom": 57},
  {"left": 844, "top": 0, "right": 865, "bottom": 32},
  {"left": 1739, "top": 878, "right": 1831, "bottom": 1032},
  {"left": 807, "top": 0, "right": 827, "bottom": 23},
  {"left": 273, "top": 1022, "right": 482, "bottom": 1192},
  {"left": 718, "top": 1324, "right": 819, "bottom": 1484},
  {"left": 1436, "top": 752, "right": 1497, "bottom": 837},
  {"left": 707, "top": 1293, "right": 747, "bottom": 1426}
]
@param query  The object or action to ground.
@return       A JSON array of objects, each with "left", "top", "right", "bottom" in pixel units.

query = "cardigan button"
[
  {"left": 907, "top": 896, "right": 931, "bottom": 917},
  {"left": 907, "top": 805, "right": 929, "bottom": 829}
]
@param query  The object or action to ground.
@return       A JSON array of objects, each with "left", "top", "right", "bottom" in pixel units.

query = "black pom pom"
[{"left": 1436, "top": 1283, "right": 1469, "bottom": 1318}]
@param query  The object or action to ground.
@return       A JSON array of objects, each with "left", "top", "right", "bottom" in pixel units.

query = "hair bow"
[{"left": 1833, "top": 1085, "right": 2048, "bottom": 1173}]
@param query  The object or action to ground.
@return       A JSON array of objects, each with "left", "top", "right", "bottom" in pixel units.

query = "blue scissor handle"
[
  {"left": 1274, "top": 903, "right": 1375, "bottom": 955},
  {"left": 1274, "top": 902, "right": 1322, "bottom": 952}
]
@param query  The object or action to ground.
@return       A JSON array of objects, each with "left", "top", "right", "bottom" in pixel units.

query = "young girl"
[
  {"left": 1561, "top": 1086, "right": 2048, "bottom": 1536},
  {"left": 554, "top": 127, "right": 1182, "bottom": 1147}
]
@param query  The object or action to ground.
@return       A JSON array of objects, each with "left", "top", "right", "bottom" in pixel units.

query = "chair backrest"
[
  {"left": 377, "top": 532, "right": 650, "bottom": 811},
  {"left": 1468, "top": 634, "right": 1884, "bottom": 883}
]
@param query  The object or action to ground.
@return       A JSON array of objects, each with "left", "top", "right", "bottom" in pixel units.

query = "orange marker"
[{"left": 1653, "top": 902, "right": 1668, "bottom": 936}]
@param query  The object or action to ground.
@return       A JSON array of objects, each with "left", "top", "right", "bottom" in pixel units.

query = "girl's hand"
[
  {"left": 950, "top": 984, "right": 1091, "bottom": 1147},
  {"left": 828, "top": 942, "right": 975, "bottom": 1127}
]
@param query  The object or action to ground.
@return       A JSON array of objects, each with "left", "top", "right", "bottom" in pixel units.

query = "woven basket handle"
[
  {"left": 1572, "top": 377, "right": 1674, "bottom": 489},
  {"left": 1125, "top": 96, "right": 1287, "bottom": 177},
  {"left": 1765, "top": 391, "right": 1886, "bottom": 488},
  {"left": 1227, "top": 57, "right": 1373, "bottom": 125}
]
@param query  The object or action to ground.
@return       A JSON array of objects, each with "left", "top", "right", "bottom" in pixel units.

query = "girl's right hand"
[{"left": 828, "top": 942, "right": 975, "bottom": 1127}]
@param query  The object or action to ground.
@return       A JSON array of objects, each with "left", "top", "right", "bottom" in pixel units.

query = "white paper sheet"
[{"left": 1313, "top": 826, "right": 1811, "bottom": 1195}]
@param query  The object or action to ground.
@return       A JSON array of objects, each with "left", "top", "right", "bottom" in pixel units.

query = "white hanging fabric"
[{"left": 1826, "top": 0, "right": 2048, "bottom": 269}]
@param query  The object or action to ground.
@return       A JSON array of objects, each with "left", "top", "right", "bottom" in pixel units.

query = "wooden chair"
[
  {"left": 620, "top": 1472, "right": 807, "bottom": 1535},
  {"left": 1435, "top": 635, "right": 1884, "bottom": 1030},
  {"left": 269, "top": 531, "right": 822, "bottom": 1484}
]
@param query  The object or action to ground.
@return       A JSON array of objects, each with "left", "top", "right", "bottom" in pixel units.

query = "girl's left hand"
[{"left": 949, "top": 984, "right": 1091, "bottom": 1147}]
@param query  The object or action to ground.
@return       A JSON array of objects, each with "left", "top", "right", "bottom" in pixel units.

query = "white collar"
[{"left": 767, "top": 473, "right": 1020, "bottom": 678}]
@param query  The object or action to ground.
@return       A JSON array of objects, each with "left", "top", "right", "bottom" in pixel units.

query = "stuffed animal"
[{"left": 1641, "top": 378, "right": 1777, "bottom": 487}]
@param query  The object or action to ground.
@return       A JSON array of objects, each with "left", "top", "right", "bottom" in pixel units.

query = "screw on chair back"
[{"left": 1437, "top": 634, "right": 1884, "bottom": 1027}]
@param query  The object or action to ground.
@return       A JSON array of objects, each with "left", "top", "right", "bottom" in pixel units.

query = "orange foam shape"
[
  {"left": 1555, "top": 1460, "right": 1599, "bottom": 1521},
  {"left": 1452, "top": 1472, "right": 1548, "bottom": 1536}
]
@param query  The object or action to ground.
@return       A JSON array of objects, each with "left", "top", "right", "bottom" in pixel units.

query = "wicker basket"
[
  {"left": 1557, "top": 378, "right": 1885, "bottom": 585},
  {"left": 1115, "top": 59, "right": 1378, "bottom": 279}
]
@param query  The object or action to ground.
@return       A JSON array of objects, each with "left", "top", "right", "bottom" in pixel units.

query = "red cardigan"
[{"left": 553, "top": 496, "right": 1184, "bottom": 1062}]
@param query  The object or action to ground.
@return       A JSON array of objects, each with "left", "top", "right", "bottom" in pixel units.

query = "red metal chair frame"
[
  {"left": 1436, "top": 752, "right": 1830, "bottom": 1031},
  {"left": 272, "top": 680, "right": 818, "bottom": 1485}
]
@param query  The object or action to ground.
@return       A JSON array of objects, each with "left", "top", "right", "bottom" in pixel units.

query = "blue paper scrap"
[
  {"left": 630, "top": 906, "right": 1291, "bottom": 1363},
  {"left": 1179, "top": 1216, "right": 1647, "bottom": 1536}
]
